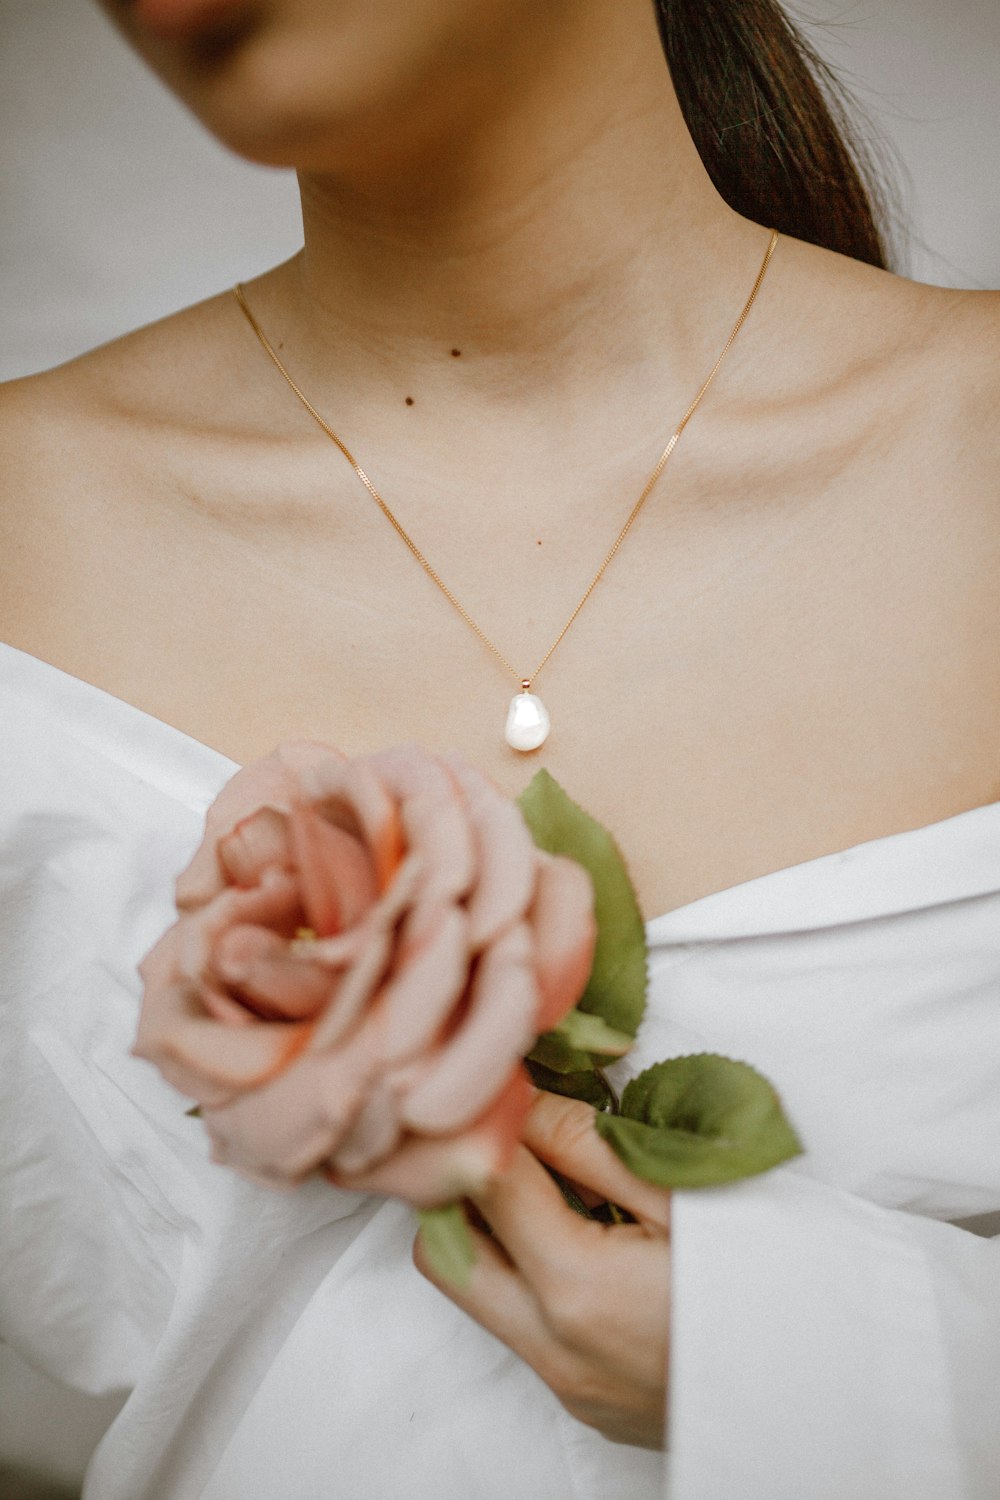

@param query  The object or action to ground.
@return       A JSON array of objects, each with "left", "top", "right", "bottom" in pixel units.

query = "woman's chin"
[
  {"left": 127, "top": 20, "right": 358, "bottom": 171},
  {"left": 180, "top": 79, "right": 375, "bottom": 175},
  {"left": 127, "top": 0, "right": 258, "bottom": 45},
  {"left": 160, "top": 44, "right": 443, "bottom": 175},
  {"left": 104, "top": 0, "right": 509, "bottom": 176}
]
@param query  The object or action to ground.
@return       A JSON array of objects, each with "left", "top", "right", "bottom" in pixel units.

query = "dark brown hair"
[{"left": 655, "top": 0, "right": 891, "bottom": 268}]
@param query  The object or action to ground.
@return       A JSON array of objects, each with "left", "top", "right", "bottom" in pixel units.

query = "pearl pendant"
[{"left": 505, "top": 686, "right": 550, "bottom": 752}]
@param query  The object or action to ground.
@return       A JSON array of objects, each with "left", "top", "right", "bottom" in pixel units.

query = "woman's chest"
[{"left": 6, "top": 440, "right": 1000, "bottom": 919}]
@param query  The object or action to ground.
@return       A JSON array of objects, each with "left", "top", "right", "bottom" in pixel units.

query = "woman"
[{"left": 0, "top": 0, "right": 997, "bottom": 1495}]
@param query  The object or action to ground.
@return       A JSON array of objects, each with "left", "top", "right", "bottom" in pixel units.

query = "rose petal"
[
  {"left": 363, "top": 745, "right": 476, "bottom": 907},
  {"left": 219, "top": 806, "right": 295, "bottom": 888},
  {"left": 439, "top": 756, "right": 537, "bottom": 949},
  {"left": 379, "top": 901, "right": 470, "bottom": 1063},
  {"left": 176, "top": 869, "right": 303, "bottom": 990},
  {"left": 135, "top": 915, "right": 315, "bottom": 1104},
  {"left": 202, "top": 1028, "right": 380, "bottom": 1186},
  {"left": 287, "top": 803, "right": 379, "bottom": 937},
  {"left": 330, "top": 1076, "right": 404, "bottom": 1176},
  {"left": 175, "top": 741, "right": 347, "bottom": 910},
  {"left": 528, "top": 851, "right": 598, "bottom": 1032},
  {"left": 135, "top": 999, "right": 312, "bottom": 1107},
  {"left": 304, "top": 927, "right": 393, "bottom": 1051},
  {"left": 329, "top": 1069, "right": 535, "bottom": 1207},
  {"left": 201, "top": 982, "right": 259, "bottom": 1027},
  {"left": 213, "top": 925, "right": 339, "bottom": 1020},
  {"left": 175, "top": 776, "right": 291, "bottom": 911},
  {"left": 400, "top": 920, "right": 539, "bottom": 1134},
  {"left": 306, "top": 854, "right": 424, "bottom": 1051},
  {"left": 294, "top": 755, "right": 404, "bottom": 894},
  {"left": 159, "top": 1018, "right": 313, "bottom": 1106},
  {"left": 479, "top": 1063, "right": 537, "bottom": 1160}
]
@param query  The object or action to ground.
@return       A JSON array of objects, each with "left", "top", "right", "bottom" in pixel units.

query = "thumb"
[{"left": 521, "top": 1090, "right": 671, "bottom": 1235}]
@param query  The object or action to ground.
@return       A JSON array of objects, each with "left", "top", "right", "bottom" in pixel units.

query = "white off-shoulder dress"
[{"left": 1, "top": 638, "right": 998, "bottom": 1500}]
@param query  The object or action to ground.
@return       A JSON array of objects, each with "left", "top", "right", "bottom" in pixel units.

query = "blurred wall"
[
  {"left": 1, "top": 0, "right": 999, "bottom": 382},
  {"left": 0, "top": 0, "right": 302, "bottom": 380},
  {"left": 804, "top": 0, "right": 1000, "bottom": 288}
]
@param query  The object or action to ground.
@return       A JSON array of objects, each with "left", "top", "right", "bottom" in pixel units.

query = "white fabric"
[{"left": 0, "top": 638, "right": 997, "bottom": 1499}]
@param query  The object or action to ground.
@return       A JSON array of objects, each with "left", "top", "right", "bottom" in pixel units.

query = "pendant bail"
[{"left": 520, "top": 678, "right": 531, "bottom": 694}]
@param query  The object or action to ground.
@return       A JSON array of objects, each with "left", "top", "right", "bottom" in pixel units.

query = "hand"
[{"left": 415, "top": 1090, "right": 672, "bottom": 1449}]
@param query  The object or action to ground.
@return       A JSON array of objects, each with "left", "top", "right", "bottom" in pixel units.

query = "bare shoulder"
[
  {"left": 748, "top": 237, "right": 1000, "bottom": 803},
  {"left": 768, "top": 234, "right": 1000, "bottom": 487},
  {"left": 899, "top": 277, "right": 1000, "bottom": 504},
  {"left": 0, "top": 285, "right": 251, "bottom": 653},
  {"left": 927, "top": 280, "right": 1000, "bottom": 463},
  {"left": 0, "top": 283, "right": 248, "bottom": 449}
]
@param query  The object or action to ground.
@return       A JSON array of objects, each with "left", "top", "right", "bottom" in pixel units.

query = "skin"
[{"left": 1, "top": 0, "right": 998, "bottom": 1450}]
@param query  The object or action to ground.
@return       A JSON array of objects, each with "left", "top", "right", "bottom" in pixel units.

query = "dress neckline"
[{"left": 3, "top": 638, "right": 999, "bottom": 941}]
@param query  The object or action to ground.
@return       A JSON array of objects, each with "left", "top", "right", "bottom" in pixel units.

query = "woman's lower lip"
[{"left": 129, "top": 0, "right": 251, "bottom": 43}]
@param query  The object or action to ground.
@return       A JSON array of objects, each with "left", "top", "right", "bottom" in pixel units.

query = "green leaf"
[
  {"left": 525, "top": 1058, "right": 617, "bottom": 1110},
  {"left": 548, "top": 1009, "right": 633, "bottom": 1059},
  {"left": 595, "top": 1054, "right": 803, "bottom": 1188},
  {"left": 527, "top": 1030, "right": 597, "bottom": 1075},
  {"left": 518, "top": 769, "right": 647, "bottom": 1039},
  {"left": 416, "top": 1203, "right": 476, "bottom": 1289},
  {"left": 527, "top": 1009, "right": 631, "bottom": 1076}
]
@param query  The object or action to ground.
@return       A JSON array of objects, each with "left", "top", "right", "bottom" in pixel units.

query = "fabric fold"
[
  {"left": 668, "top": 1170, "right": 999, "bottom": 1500},
  {"left": 645, "top": 798, "right": 1000, "bottom": 942},
  {"left": 2, "top": 638, "right": 1000, "bottom": 1499},
  {"left": 0, "top": 640, "right": 238, "bottom": 814}
]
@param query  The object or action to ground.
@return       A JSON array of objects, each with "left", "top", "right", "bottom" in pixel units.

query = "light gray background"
[
  {"left": 1, "top": 0, "right": 999, "bottom": 384},
  {"left": 0, "top": 0, "right": 997, "bottom": 1492}
]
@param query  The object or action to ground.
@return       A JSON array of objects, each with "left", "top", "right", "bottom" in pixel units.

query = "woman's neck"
[{"left": 254, "top": 0, "right": 764, "bottom": 427}]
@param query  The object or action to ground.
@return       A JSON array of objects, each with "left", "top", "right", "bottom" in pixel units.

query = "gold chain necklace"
[{"left": 232, "top": 227, "right": 779, "bottom": 753}]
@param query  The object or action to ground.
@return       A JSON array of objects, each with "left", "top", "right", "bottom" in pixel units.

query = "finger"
[
  {"left": 413, "top": 1217, "right": 553, "bottom": 1376},
  {"left": 465, "top": 1140, "right": 596, "bottom": 1291},
  {"left": 521, "top": 1092, "right": 671, "bottom": 1234}
]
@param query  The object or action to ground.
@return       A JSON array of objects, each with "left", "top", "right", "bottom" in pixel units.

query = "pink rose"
[{"left": 134, "top": 741, "right": 596, "bottom": 1205}]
